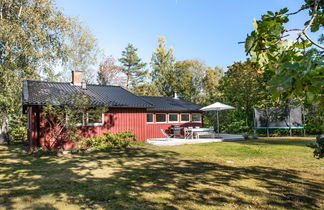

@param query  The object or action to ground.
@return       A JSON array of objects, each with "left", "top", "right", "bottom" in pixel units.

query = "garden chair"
[
  {"left": 184, "top": 127, "right": 193, "bottom": 139},
  {"left": 160, "top": 129, "right": 174, "bottom": 138}
]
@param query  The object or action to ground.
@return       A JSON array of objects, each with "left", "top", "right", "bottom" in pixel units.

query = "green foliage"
[
  {"left": 308, "top": 135, "right": 324, "bottom": 159},
  {"left": 173, "top": 60, "right": 222, "bottom": 104},
  {"left": 150, "top": 54, "right": 224, "bottom": 103},
  {"left": 151, "top": 37, "right": 177, "bottom": 96},
  {"left": 79, "top": 131, "right": 137, "bottom": 151},
  {"left": 0, "top": 0, "right": 99, "bottom": 142},
  {"left": 244, "top": 0, "right": 324, "bottom": 107},
  {"left": 8, "top": 126, "right": 27, "bottom": 143},
  {"left": 119, "top": 43, "right": 147, "bottom": 89},
  {"left": 173, "top": 60, "right": 206, "bottom": 103},
  {"left": 214, "top": 60, "right": 272, "bottom": 134},
  {"left": 306, "top": 122, "right": 324, "bottom": 134},
  {"left": 42, "top": 94, "right": 106, "bottom": 150},
  {"left": 304, "top": 105, "right": 324, "bottom": 134},
  {"left": 132, "top": 83, "right": 161, "bottom": 96},
  {"left": 202, "top": 66, "right": 224, "bottom": 104},
  {"left": 224, "top": 120, "right": 250, "bottom": 135},
  {"left": 63, "top": 24, "right": 100, "bottom": 84},
  {"left": 242, "top": 0, "right": 324, "bottom": 155}
]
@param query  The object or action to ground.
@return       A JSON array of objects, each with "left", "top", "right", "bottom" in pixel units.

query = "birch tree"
[{"left": 0, "top": 0, "right": 99, "bottom": 143}]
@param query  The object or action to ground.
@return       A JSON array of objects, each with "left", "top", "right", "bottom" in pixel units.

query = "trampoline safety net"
[{"left": 254, "top": 106, "right": 304, "bottom": 128}]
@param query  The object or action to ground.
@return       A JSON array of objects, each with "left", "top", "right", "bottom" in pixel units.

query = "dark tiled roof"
[
  {"left": 141, "top": 96, "right": 202, "bottom": 111},
  {"left": 23, "top": 80, "right": 153, "bottom": 108}
]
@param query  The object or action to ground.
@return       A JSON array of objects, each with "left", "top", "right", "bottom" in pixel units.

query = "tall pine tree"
[{"left": 119, "top": 43, "right": 146, "bottom": 89}]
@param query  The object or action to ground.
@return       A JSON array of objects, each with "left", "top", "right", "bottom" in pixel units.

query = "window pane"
[
  {"left": 147, "top": 113, "right": 153, "bottom": 122},
  {"left": 88, "top": 112, "right": 103, "bottom": 124},
  {"left": 192, "top": 113, "right": 201, "bottom": 122},
  {"left": 181, "top": 114, "right": 190, "bottom": 122},
  {"left": 169, "top": 114, "right": 178, "bottom": 122},
  {"left": 156, "top": 114, "right": 166, "bottom": 122}
]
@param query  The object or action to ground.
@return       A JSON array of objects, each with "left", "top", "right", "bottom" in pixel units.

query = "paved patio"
[{"left": 147, "top": 134, "right": 244, "bottom": 146}]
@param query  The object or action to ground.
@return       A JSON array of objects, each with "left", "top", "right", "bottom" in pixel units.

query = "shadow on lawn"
[
  {"left": 0, "top": 145, "right": 323, "bottom": 209},
  {"left": 237, "top": 139, "right": 315, "bottom": 147}
]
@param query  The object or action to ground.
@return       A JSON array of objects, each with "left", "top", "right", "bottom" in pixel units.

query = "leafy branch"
[{"left": 285, "top": 0, "right": 324, "bottom": 49}]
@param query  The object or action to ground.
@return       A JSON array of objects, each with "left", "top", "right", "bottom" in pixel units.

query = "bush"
[
  {"left": 305, "top": 122, "right": 324, "bottom": 135},
  {"left": 79, "top": 131, "right": 137, "bottom": 151},
  {"left": 9, "top": 126, "right": 27, "bottom": 143},
  {"left": 8, "top": 114, "right": 27, "bottom": 144},
  {"left": 222, "top": 120, "right": 250, "bottom": 134},
  {"left": 308, "top": 134, "right": 324, "bottom": 159}
]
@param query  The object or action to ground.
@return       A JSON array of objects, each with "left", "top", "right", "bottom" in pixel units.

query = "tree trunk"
[{"left": 0, "top": 117, "right": 10, "bottom": 144}]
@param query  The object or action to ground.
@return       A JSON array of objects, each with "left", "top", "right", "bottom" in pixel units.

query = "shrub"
[
  {"left": 79, "top": 131, "right": 137, "bottom": 151},
  {"left": 9, "top": 126, "right": 27, "bottom": 143},
  {"left": 308, "top": 134, "right": 324, "bottom": 159},
  {"left": 305, "top": 122, "right": 324, "bottom": 135},
  {"left": 7, "top": 114, "right": 27, "bottom": 144},
  {"left": 222, "top": 120, "right": 250, "bottom": 134}
]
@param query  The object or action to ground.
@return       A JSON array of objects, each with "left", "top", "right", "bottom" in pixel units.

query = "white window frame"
[
  {"left": 66, "top": 113, "right": 84, "bottom": 127},
  {"left": 168, "top": 113, "right": 178, "bottom": 123},
  {"left": 86, "top": 112, "right": 104, "bottom": 126},
  {"left": 180, "top": 113, "right": 190, "bottom": 123},
  {"left": 155, "top": 113, "right": 167, "bottom": 123},
  {"left": 146, "top": 113, "right": 154, "bottom": 124},
  {"left": 192, "top": 113, "right": 202, "bottom": 123}
]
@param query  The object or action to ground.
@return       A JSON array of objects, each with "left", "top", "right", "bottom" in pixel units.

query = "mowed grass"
[{"left": 1, "top": 137, "right": 323, "bottom": 210}]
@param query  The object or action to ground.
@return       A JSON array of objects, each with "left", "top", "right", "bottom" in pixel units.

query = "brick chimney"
[{"left": 72, "top": 71, "right": 83, "bottom": 86}]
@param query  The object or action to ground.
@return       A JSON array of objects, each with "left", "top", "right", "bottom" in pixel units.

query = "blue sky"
[{"left": 56, "top": 0, "right": 308, "bottom": 70}]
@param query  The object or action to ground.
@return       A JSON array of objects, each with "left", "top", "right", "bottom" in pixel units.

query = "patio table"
[{"left": 185, "top": 128, "right": 215, "bottom": 139}]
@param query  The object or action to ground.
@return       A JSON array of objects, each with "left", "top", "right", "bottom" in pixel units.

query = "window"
[
  {"left": 181, "top": 113, "right": 190, "bottom": 122},
  {"left": 192, "top": 113, "right": 201, "bottom": 122},
  {"left": 168, "top": 113, "right": 178, "bottom": 122},
  {"left": 147, "top": 113, "right": 154, "bottom": 123},
  {"left": 67, "top": 112, "right": 84, "bottom": 126},
  {"left": 156, "top": 113, "right": 166, "bottom": 123},
  {"left": 87, "top": 112, "right": 104, "bottom": 126}
]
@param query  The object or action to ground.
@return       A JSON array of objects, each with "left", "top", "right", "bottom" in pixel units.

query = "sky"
[{"left": 55, "top": 0, "right": 308, "bottom": 70}]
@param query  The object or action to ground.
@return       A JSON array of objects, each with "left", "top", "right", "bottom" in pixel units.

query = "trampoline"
[{"left": 253, "top": 106, "right": 305, "bottom": 136}]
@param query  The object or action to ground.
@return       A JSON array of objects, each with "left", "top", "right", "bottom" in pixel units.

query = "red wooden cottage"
[{"left": 23, "top": 71, "right": 203, "bottom": 149}]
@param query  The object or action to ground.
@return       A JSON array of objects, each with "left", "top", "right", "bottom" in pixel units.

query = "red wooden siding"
[
  {"left": 80, "top": 108, "right": 148, "bottom": 141},
  {"left": 31, "top": 107, "right": 203, "bottom": 149},
  {"left": 145, "top": 111, "right": 203, "bottom": 139}
]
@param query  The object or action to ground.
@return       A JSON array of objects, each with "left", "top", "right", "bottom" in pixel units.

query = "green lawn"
[{"left": 1, "top": 137, "right": 323, "bottom": 209}]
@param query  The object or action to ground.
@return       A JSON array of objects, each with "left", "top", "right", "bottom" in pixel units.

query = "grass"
[{"left": 0, "top": 137, "right": 323, "bottom": 209}]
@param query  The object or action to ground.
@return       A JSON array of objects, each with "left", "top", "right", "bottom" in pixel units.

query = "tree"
[
  {"left": 174, "top": 59, "right": 207, "bottom": 104},
  {"left": 151, "top": 37, "right": 177, "bottom": 96},
  {"left": 217, "top": 60, "right": 271, "bottom": 133},
  {"left": 42, "top": 94, "right": 92, "bottom": 150},
  {"left": 132, "top": 83, "right": 161, "bottom": 96},
  {"left": 119, "top": 43, "right": 147, "bottom": 89},
  {"left": 244, "top": 0, "right": 323, "bottom": 157},
  {"left": 202, "top": 66, "right": 224, "bottom": 104},
  {"left": 97, "top": 55, "right": 125, "bottom": 86},
  {"left": 64, "top": 24, "right": 100, "bottom": 84},
  {"left": 0, "top": 0, "right": 99, "bottom": 143},
  {"left": 244, "top": 0, "right": 323, "bottom": 107}
]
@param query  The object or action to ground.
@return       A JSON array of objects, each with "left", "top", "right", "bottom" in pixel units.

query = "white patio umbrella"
[{"left": 200, "top": 102, "right": 235, "bottom": 135}]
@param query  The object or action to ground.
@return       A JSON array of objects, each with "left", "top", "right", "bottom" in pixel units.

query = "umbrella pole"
[{"left": 217, "top": 110, "right": 219, "bottom": 135}]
